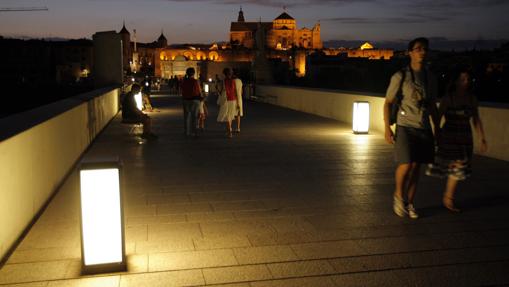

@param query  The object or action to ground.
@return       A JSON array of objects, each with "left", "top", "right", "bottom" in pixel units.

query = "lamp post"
[
  {"left": 79, "top": 158, "right": 126, "bottom": 274},
  {"left": 352, "top": 101, "right": 370, "bottom": 134}
]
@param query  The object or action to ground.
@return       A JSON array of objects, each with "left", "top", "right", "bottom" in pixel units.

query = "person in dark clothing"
[
  {"left": 426, "top": 66, "right": 488, "bottom": 212},
  {"left": 122, "top": 83, "right": 157, "bottom": 140},
  {"left": 181, "top": 68, "right": 202, "bottom": 137}
]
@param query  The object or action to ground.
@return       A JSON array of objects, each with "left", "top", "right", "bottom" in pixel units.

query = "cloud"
[
  {"left": 162, "top": 0, "right": 376, "bottom": 8},
  {"left": 396, "top": 0, "right": 509, "bottom": 11},
  {"left": 321, "top": 14, "right": 448, "bottom": 24}
]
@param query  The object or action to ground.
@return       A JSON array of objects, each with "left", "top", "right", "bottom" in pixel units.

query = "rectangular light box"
[
  {"left": 352, "top": 101, "right": 370, "bottom": 134},
  {"left": 79, "top": 159, "right": 126, "bottom": 274}
]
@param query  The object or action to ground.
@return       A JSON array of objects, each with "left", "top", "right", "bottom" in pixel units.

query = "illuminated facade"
[
  {"left": 323, "top": 42, "right": 394, "bottom": 60},
  {"left": 119, "top": 12, "right": 392, "bottom": 81},
  {"left": 230, "top": 8, "right": 322, "bottom": 50}
]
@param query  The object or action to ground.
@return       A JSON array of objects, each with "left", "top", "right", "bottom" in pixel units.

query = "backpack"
[{"left": 389, "top": 68, "right": 406, "bottom": 125}]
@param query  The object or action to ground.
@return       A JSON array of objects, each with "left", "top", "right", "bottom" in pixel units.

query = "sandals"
[{"left": 443, "top": 196, "right": 461, "bottom": 213}]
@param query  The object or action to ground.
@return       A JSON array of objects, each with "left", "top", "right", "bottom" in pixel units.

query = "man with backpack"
[{"left": 384, "top": 37, "right": 440, "bottom": 219}]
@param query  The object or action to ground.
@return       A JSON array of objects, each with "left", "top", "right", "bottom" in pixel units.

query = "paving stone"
[
  {"left": 250, "top": 276, "right": 336, "bottom": 287},
  {"left": 393, "top": 261, "right": 509, "bottom": 287},
  {"left": 189, "top": 192, "right": 252, "bottom": 203},
  {"left": 124, "top": 225, "right": 148, "bottom": 242},
  {"left": 266, "top": 218, "right": 317, "bottom": 234},
  {"left": 267, "top": 260, "right": 335, "bottom": 278},
  {"left": 331, "top": 270, "right": 404, "bottom": 286},
  {"left": 147, "top": 223, "right": 202, "bottom": 241},
  {"left": 200, "top": 220, "right": 276, "bottom": 238},
  {"left": 146, "top": 194, "right": 191, "bottom": 205},
  {"left": 194, "top": 235, "right": 251, "bottom": 250},
  {"left": 125, "top": 214, "right": 187, "bottom": 226},
  {"left": 16, "top": 226, "right": 80, "bottom": 250},
  {"left": 202, "top": 265, "right": 272, "bottom": 285},
  {"left": 197, "top": 284, "right": 249, "bottom": 287},
  {"left": 47, "top": 276, "right": 120, "bottom": 287},
  {"left": 186, "top": 212, "right": 236, "bottom": 223},
  {"left": 149, "top": 249, "right": 238, "bottom": 271},
  {"left": 119, "top": 270, "right": 204, "bottom": 287},
  {"left": 0, "top": 261, "right": 70, "bottom": 284},
  {"left": 156, "top": 203, "right": 213, "bottom": 215},
  {"left": 7, "top": 247, "right": 80, "bottom": 264},
  {"left": 124, "top": 205, "right": 157, "bottom": 217},
  {"left": 0, "top": 283, "right": 48, "bottom": 287},
  {"left": 135, "top": 238, "right": 194, "bottom": 254},
  {"left": 233, "top": 246, "right": 298, "bottom": 264},
  {"left": 291, "top": 240, "right": 365, "bottom": 260},
  {"left": 211, "top": 201, "right": 267, "bottom": 212}
]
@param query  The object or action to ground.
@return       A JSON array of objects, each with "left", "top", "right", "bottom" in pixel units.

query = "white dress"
[{"left": 216, "top": 80, "right": 238, "bottom": 122}]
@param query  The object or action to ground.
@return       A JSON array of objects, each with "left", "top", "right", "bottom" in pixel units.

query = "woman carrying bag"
[{"left": 216, "top": 68, "right": 238, "bottom": 138}]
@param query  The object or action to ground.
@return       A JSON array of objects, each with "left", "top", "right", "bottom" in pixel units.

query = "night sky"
[{"left": 1, "top": 0, "right": 508, "bottom": 47}]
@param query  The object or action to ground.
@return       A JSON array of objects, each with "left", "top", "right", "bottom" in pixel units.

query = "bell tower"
[{"left": 237, "top": 6, "right": 245, "bottom": 22}]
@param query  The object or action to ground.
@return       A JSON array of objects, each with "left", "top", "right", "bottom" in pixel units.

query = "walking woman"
[
  {"left": 181, "top": 67, "right": 202, "bottom": 137},
  {"left": 426, "top": 66, "right": 488, "bottom": 212},
  {"left": 216, "top": 68, "right": 238, "bottom": 138}
]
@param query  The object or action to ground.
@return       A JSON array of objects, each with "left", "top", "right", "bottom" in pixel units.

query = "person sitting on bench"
[{"left": 122, "top": 83, "right": 157, "bottom": 140}]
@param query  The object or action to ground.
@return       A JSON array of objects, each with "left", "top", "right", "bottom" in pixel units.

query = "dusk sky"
[{"left": 1, "top": 0, "right": 508, "bottom": 46}]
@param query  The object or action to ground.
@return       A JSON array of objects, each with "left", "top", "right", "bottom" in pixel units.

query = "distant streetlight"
[
  {"left": 352, "top": 101, "right": 370, "bottom": 134},
  {"left": 79, "top": 159, "right": 126, "bottom": 274}
]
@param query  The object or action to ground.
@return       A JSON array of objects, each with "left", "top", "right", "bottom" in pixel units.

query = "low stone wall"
[
  {"left": 255, "top": 85, "right": 509, "bottom": 162},
  {"left": 0, "top": 87, "right": 120, "bottom": 261}
]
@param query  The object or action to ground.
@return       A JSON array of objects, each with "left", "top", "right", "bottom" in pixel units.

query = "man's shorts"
[{"left": 395, "top": 125, "right": 434, "bottom": 164}]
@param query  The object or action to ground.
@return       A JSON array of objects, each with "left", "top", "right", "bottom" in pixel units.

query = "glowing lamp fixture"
[
  {"left": 134, "top": 92, "right": 143, "bottom": 111},
  {"left": 352, "top": 101, "right": 370, "bottom": 134},
  {"left": 204, "top": 83, "right": 209, "bottom": 93},
  {"left": 79, "top": 159, "right": 126, "bottom": 274},
  {"left": 208, "top": 78, "right": 212, "bottom": 82}
]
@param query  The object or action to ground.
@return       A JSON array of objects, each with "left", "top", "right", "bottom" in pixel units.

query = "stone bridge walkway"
[{"left": 1, "top": 93, "right": 509, "bottom": 286}]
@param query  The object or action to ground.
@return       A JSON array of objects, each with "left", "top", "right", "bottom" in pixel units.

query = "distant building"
[
  {"left": 0, "top": 37, "right": 93, "bottom": 85},
  {"left": 230, "top": 8, "right": 322, "bottom": 50},
  {"left": 119, "top": 9, "right": 391, "bottom": 81},
  {"left": 323, "top": 42, "right": 394, "bottom": 60}
]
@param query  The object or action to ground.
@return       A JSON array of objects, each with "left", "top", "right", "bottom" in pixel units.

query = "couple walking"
[
  {"left": 384, "top": 37, "right": 487, "bottom": 218},
  {"left": 181, "top": 67, "right": 244, "bottom": 138}
]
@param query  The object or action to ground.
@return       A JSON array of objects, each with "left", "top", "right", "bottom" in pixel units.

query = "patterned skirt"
[{"left": 426, "top": 118, "right": 473, "bottom": 180}]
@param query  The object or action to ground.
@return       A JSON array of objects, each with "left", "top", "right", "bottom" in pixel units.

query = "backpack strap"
[{"left": 395, "top": 67, "right": 406, "bottom": 104}]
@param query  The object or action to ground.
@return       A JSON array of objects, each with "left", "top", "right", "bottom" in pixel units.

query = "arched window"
[
  {"left": 183, "top": 51, "right": 194, "bottom": 60},
  {"left": 196, "top": 52, "right": 207, "bottom": 60},
  {"left": 208, "top": 51, "right": 219, "bottom": 61}
]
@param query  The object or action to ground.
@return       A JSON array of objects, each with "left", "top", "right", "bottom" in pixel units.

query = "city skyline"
[{"left": 1, "top": 0, "right": 508, "bottom": 48}]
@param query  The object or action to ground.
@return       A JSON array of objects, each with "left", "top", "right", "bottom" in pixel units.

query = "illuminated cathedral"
[
  {"left": 119, "top": 8, "right": 392, "bottom": 81},
  {"left": 230, "top": 8, "right": 322, "bottom": 50}
]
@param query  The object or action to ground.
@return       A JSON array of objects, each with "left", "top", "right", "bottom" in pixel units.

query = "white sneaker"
[
  {"left": 407, "top": 204, "right": 419, "bottom": 219},
  {"left": 393, "top": 196, "right": 407, "bottom": 217}
]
